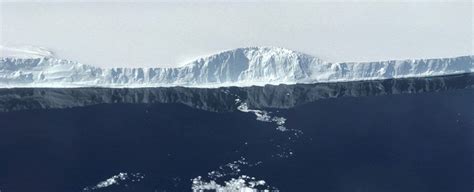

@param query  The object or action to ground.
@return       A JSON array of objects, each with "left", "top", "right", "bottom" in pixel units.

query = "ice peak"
[
  {"left": 183, "top": 46, "right": 321, "bottom": 67},
  {"left": 214, "top": 46, "right": 306, "bottom": 56}
]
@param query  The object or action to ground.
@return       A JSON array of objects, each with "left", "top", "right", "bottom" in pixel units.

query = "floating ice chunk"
[
  {"left": 236, "top": 100, "right": 296, "bottom": 134},
  {"left": 82, "top": 172, "right": 144, "bottom": 191},
  {"left": 192, "top": 175, "right": 272, "bottom": 192}
]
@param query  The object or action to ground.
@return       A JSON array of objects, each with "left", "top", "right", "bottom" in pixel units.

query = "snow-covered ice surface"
[
  {"left": 0, "top": 46, "right": 472, "bottom": 88},
  {"left": 0, "top": 45, "right": 55, "bottom": 59}
]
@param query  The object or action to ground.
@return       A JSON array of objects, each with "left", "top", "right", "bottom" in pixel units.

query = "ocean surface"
[{"left": 0, "top": 74, "right": 473, "bottom": 192}]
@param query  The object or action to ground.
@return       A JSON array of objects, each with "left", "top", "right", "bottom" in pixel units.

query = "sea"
[{"left": 0, "top": 74, "right": 472, "bottom": 192}]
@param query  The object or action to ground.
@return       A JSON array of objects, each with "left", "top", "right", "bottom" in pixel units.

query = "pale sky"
[{"left": 0, "top": 1, "right": 472, "bottom": 68}]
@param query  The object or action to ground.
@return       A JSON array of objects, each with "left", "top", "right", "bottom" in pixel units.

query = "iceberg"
[{"left": 0, "top": 46, "right": 472, "bottom": 88}]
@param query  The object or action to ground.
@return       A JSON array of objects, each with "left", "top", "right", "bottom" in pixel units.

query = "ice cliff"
[{"left": 0, "top": 46, "right": 472, "bottom": 87}]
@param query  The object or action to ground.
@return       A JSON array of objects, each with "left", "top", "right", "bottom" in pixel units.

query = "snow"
[
  {"left": 0, "top": 45, "right": 55, "bottom": 59},
  {"left": 0, "top": 46, "right": 472, "bottom": 88}
]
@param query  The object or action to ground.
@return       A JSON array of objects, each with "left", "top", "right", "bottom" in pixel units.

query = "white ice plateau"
[{"left": 0, "top": 46, "right": 472, "bottom": 88}]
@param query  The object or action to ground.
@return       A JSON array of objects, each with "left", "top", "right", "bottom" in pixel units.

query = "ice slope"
[
  {"left": 0, "top": 46, "right": 472, "bottom": 88},
  {"left": 0, "top": 45, "right": 55, "bottom": 59}
]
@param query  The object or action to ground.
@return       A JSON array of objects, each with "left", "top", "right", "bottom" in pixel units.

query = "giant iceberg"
[{"left": 0, "top": 46, "right": 472, "bottom": 88}]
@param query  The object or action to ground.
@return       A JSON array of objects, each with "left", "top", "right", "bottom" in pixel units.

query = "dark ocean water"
[{"left": 0, "top": 74, "right": 473, "bottom": 192}]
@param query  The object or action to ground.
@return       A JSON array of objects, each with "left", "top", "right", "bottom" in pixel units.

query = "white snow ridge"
[
  {"left": 0, "top": 45, "right": 55, "bottom": 59},
  {"left": 0, "top": 46, "right": 472, "bottom": 88}
]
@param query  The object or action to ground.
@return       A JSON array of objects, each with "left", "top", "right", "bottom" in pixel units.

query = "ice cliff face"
[
  {"left": 0, "top": 47, "right": 472, "bottom": 87},
  {"left": 1, "top": 73, "right": 472, "bottom": 112}
]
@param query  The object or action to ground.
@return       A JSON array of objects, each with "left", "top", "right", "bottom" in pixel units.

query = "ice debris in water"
[
  {"left": 237, "top": 102, "right": 272, "bottom": 122},
  {"left": 207, "top": 157, "right": 262, "bottom": 180},
  {"left": 235, "top": 98, "right": 301, "bottom": 136},
  {"left": 192, "top": 157, "right": 274, "bottom": 192},
  {"left": 83, "top": 172, "right": 144, "bottom": 191},
  {"left": 191, "top": 175, "right": 272, "bottom": 192},
  {"left": 234, "top": 97, "right": 303, "bottom": 159}
]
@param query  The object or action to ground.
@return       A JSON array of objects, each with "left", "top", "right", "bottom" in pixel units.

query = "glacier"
[{"left": 0, "top": 46, "right": 472, "bottom": 88}]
